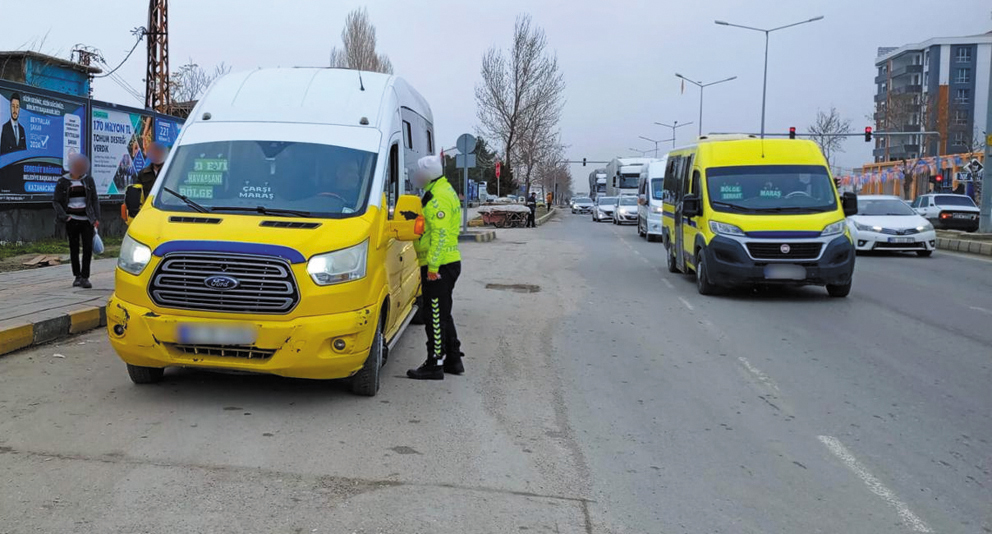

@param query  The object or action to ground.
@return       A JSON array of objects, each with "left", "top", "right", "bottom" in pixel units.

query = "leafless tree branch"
[
  {"left": 329, "top": 7, "right": 393, "bottom": 74},
  {"left": 808, "top": 106, "right": 851, "bottom": 171}
]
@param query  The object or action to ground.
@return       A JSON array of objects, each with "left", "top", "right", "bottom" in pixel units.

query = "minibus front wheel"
[
  {"left": 695, "top": 253, "right": 719, "bottom": 296},
  {"left": 351, "top": 316, "right": 385, "bottom": 396},
  {"left": 127, "top": 363, "right": 165, "bottom": 384},
  {"left": 826, "top": 281, "right": 852, "bottom": 298}
]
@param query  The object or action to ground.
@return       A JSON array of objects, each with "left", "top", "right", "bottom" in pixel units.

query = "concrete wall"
[{"left": 0, "top": 202, "right": 127, "bottom": 243}]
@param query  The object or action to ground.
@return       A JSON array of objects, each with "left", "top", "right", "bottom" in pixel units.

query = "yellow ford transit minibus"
[
  {"left": 108, "top": 68, "right": 433, "bottom": 396},
  {"left": 661, "top": 136, "right": 858, "bottom": 297}
]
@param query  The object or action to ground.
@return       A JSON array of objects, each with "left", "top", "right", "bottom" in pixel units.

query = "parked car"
[
  {"left": 613, "top": 196, "right": 638, "bottom": 225},
  {"left": 911, "top": 194, "right": 980, "bottom": 232},
  {"left": 592, "top": 196, "right": 617, "bottom": 222},
  {"left": 571, "top": 196, "right": 594, "bottom": 214},
  {"left": 847, "top": 195, "right": 935, "bottom": 256}
]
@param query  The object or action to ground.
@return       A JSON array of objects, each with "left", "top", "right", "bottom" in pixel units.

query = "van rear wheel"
[{"left": 666, "top": 244, "right": 680, "bottom": 273}]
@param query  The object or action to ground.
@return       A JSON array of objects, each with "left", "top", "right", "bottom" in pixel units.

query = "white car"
[
  {"left": 592, "top": 196, "right": 616, "bottom": 222},
  {"left": 612, "top": 196, "right": 638, "bottom": 225},
  {"left": 847, "top": 195, "right": 936, "bottom": 256},
  {"left": 910, "top": 193, "right": 980, "bottom": 232}
]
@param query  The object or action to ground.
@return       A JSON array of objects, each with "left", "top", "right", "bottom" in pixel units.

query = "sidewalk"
[
  {"left": 0, "top": 258, "right": 115, "bottom": 356},
  {"left": 935, "top": 230, "right": 992, "bottom": 257}
]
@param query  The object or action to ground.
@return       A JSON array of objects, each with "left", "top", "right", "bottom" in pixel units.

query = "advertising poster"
[
  {"left": 90, "top": 106, "right": 154, "bottom": 196},
  {"left": 0, "top": 86, "right": 86, "bottom": 201},
  {"left": 155, "top": 116, "right": 182, "bottom": 148}
]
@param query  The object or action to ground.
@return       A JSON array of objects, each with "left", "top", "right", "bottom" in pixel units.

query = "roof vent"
[
  {"left": 360, "top": 116, "right": 369, "bottom": 125},
  {"left": 202, "top": 112, "right": 212, "bottom": 120}
]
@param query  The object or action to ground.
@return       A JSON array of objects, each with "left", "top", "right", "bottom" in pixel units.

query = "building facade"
[{"left": 873, "top": 32, "right": 991, "bottom": 162}]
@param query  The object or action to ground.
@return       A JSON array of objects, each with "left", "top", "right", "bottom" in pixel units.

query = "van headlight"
[
  {"left": 821, "top": 220, "right": 846, "bottom": 237},
  {"left": 307, "top": 240, "right": 368, "bottom": 285},
  {"left": 651, "top": 205, "right": 664, "bottom": 213},
  {"left": 709, "top": 220, "right": 745, "bottom": 237},
  {"left": 118, "top": 235, "right": 152, "bottom": 275}
]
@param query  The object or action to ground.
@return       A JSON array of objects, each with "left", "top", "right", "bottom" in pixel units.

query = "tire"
[
  {"left": 826, "top": 282, "right": 852, "bottom": 298},
  {"left": 666, "top": 244, "right": 680, "bottom": 273},
  {"left": 351, "top": 319, "right": 384, "bottom": 396},
  {"left": 916, "top": 250, "right": 933, "bottom": 257},
  {"left": 695, "top": 254, "right": 718, "bottom": 296},
  {"left": 647, "top": 234, "right": 658, "bottom": 243},
  {"left": 126, "top": 364, "right": 164, "bottom": 384}
]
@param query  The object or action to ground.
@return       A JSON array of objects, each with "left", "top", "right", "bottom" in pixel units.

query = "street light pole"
[
  {"left": 637, "top": 136, "right": 673, "bottom": 157},
  {"left": 715, "top": 16, "right": 824, "bottom": 138},
  {"left": 675, "top": 73, "right": 737, "bottom": 137},
  {"left": 655, "top": 121, "right": 693, "bottom": 148}
]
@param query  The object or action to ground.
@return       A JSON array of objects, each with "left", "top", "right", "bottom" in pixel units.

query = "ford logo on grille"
[
  {"left": 204, "top": 275, "right": 240, "bottom": 291},
  {"left": 780, "top": 244, "right": 791, "bottom": 254}
]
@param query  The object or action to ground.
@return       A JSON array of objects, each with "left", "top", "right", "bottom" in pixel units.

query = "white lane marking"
[
  {"left": 662, "top": 278, "right": 674, "bottom": 289},
  {"left": 677, "top": 296, "right": 694, "bottom": 311},
  {"left": 817, "top": 436, "right": 932, "bottom": 533},
  {"left": 737, "top": 356, "right": 780, "bottom": 392},
  {"left": 969, "top": 306, "right": 992, "bottom": 315}
]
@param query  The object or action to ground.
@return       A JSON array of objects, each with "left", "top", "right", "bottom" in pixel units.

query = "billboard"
[
  {"left": 155, "top": 116, "right": 182, "bottom": 148},
  {"left": 0, "top": 87, "right": 87, "bottom": 201},
  {"left": 90, "top": 106, "right": 155, "bottom": 196}
]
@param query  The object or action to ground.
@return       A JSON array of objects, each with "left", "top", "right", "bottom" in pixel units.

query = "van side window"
[
  {"left": 403, "top": 121, "right": 413, "bottom": 150},
  {"left": 387, "top": 143, "right": 400, "bottom": 218},
  {"left": 663, "top": 156, "right": 680, "bottom": 202},
  {"left": 681, "top": 156, "right": 694, "bottom": 198},
  {"left": 426, "top": 130, "right": 434, "bottom": 154}
]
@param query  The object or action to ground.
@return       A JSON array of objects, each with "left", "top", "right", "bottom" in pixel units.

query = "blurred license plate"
[
  {"left": 177, "top": 324, "right": 257, "bottom": 345},
  {"left": 888, "top": 237, "right": 914, "bottom": 243},
  {"left": 953, "top": 214, "right": 972, "bottom": 219},
  {"left": 764, "top": 264, "right": 806, "bottom": 280}
]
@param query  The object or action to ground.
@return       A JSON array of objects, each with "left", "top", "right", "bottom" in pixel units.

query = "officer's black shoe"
[
  {"left": 407, "top": 361, "right": 444, "bottom": 380},
  {"left": 444, "top": 356, "right": 465, "bottom": 375}
]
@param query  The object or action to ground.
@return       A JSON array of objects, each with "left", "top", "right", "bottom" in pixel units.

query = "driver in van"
[{"left": 331, "top": 159, "right": 362, "bottom": 207}]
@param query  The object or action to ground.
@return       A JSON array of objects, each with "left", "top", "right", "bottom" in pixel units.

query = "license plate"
[
  {"left": 177, "top": 324, "right": 257, "bottom": 345},
  {"left": 953, "top": 213, "right": 973, "bottom": 219},
  {"left": 888, "top": 237, "right": 915, "bottom": 243},
  {"left": 764, "top": 264, "right": 806, "bottom": 280}
]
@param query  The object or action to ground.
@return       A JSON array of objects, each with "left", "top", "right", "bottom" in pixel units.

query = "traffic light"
[
  {"left": 864, "top": 126, "right": 872, "bottom": 142},
  {"left": 582, "top": 158, "right": 587, "bottom": 167},
  {"left": 789, "top": 127, "right": 796, "bottom": 139},
  {"left": 935, "top": 174, "right": 943, "bottom": 184}
]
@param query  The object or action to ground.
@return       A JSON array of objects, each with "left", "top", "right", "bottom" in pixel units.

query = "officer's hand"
[{"left": 427, "top": 271, "right": 441, "bottom": 281}]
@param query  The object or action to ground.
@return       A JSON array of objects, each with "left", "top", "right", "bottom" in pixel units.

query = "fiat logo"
[
  {"left": 780, "top": 244, "right": 791, "bottom": 254},
  {"left": 204, "top": 275, "right": 240, "bottom": 291}
]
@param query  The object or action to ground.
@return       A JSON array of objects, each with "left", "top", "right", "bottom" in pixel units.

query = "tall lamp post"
[
  {"left": 628, "top": 148, "right": 652, "bottom": 156},
  {"left": 715, "top": 16, "right": 824, "bottom": 138},
  {"left": 675, "top": 73, "right": 737, "bottom": 137},
  {"left": 638, "top": 136, "right": 674, "bottom": 157},
  {"left": 655, "top": 121, "right": 694, "bottom": 148}
]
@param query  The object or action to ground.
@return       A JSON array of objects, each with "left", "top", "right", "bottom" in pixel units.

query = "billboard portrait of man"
[{"left": 0, "top": 92, "right": 28, "bottom": 155}]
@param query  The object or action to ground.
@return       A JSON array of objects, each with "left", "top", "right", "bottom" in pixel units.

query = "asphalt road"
[{"left": 0, "top": 212, "right": 989, "bottom": 533}]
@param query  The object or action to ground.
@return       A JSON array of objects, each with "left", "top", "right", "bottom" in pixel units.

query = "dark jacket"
[
  {"left": 525, "top": 195, "right": 537, "bottom": 214},
  {"left": 135, "top": 163, "right": 162, "bottom": 194},
  {"left": 53, "top": 174, "right": 101, "bottom": 225},
  {"left": 0, "top": 120, "right": 27, "bottom": 155}
]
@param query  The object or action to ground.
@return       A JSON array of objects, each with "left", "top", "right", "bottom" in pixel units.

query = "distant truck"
[
  {"left": 605, "top": 157, "right": 653, "bottom": 197},
  {"left": 588, "top": 168, "right": 607, "bottom": 199}
]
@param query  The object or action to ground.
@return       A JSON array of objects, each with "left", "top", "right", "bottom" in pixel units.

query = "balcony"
[
  {"left": 874, "top": 92, "right": 888, "bottom": 103},
  {"left": 890, "top": 84, "right": 922, "bottom": 95},
  {"left": 874, "top": 73, "right": 888, "bottom": 84},
  {"left": 890, "top": 64, "right": 923, "bottom": 78}
]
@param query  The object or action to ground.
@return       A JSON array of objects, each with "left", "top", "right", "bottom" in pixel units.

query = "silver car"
[
  {"left": 592, "top": 196, "right": 616, "bottom": 222},
  {"left": 613, "top": 196, "right": 638, "bottom": 225},
  {"left": 571, "top": 196, "right": 594, "bottom": 214}
]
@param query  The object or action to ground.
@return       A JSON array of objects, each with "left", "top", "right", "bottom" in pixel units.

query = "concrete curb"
[
  {"left": 0, "top": 305, "right": 106, "bottom": 357},
  {"left": 458, "top": 230, "right": 496, "bottom": 243},
  {"left": 537, "top": 208, "right": 557, "bottom": 226},
  {"left": 936, "top": 237, "right": 992, "bottom": 256}
]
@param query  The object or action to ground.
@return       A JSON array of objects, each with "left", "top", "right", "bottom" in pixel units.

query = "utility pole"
[
  {"left": 981, "top": 48, "right": 992, "bottom": 233},
  {"left": 145, "top": 0, "right": 172, "bottom": 113}
]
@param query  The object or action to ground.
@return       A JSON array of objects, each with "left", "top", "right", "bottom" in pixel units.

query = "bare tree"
[
  {"left": 170, "top": 60, "right": 230, "bottom": 103},
  {"left": 475, "top": 14, "right": 565, "bottom": 185},
  {"left": 329, "top": 7, "right": 393, "bottom": 74},
  {"left": 874, "top": 92, "right": 945, "bottom": 197},
  {"left": 514, "top": 104, "right": 564, "bottom": 196},
  {"left": 808, "top": 106, "right": 851, "bottom": 171}
]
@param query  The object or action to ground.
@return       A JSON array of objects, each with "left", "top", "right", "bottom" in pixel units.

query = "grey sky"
[{"left": 7, "top": 0, "right": 991, "bottom": 188}]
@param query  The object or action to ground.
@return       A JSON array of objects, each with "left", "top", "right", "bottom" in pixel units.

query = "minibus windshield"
[
  {"left": 706, "top": 165, "right": 837, "bottom": 214},
  {"left": 153, "top": 140, "right": 377, "bottom": 218}
]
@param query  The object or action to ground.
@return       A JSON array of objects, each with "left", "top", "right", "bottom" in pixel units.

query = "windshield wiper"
[
  {"left": 210, "top": 206, "right": 312, "bottom": 218},
  {"left": 709, "top": 201, "right": 751, "bottom": 212},
  {"left": 162, "top": 187, "right": 210, "bottom": 213},
  {"left": 752, "top": 206, "right": 825, "bottom": 213}
]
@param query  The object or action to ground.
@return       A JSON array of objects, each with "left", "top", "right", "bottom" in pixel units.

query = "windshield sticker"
[
  {"left": 240, "top": 184, "right": 274, "bottom": 201},
  {"left": 179, "top": 185, "right": 214, "bottom": 199},
  {"left": 720, "top": 184, "right": 743, "bottom": 200},
  {"left": 185, "top": 171, "right": 224, "bottom": 185},
  {"left": 193, "top": 158, "right": 229, "bottom": 172}
]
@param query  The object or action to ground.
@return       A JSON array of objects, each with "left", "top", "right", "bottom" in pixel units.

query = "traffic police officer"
[{"left": 407, "top": 155, "right": 464, "bottom": 380}]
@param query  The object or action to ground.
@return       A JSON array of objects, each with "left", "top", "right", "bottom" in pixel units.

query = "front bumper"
[
  {"left": 595, "top": 210, "right": 614, "bottom": 220},
  {"left": 701, "top": 235, "right": 855, "bottom": 287},
  {"left": 615, "top": 211, "right": 637, "bottom": 223},
  {"left": 106, "top": 295, "right": 377, "bottom": 380},
  {"left": 853, "top": 229, "right": 936, "bottom": 252},
  {"left": 645, "top": 212, "right": 664, "bottom": 236},
  {"left": 572, "top": 206, "right": 592, "bottom": 213}
]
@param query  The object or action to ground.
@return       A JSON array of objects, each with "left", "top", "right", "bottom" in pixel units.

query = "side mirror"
[
  {"left": 638, "top": 194, "right": 647, "bottom": 205},
  {"left": 682, "top": 194, "right": 702, "bottom": 218},
  {"left": 387, "top": 195, "right": 425, "bottom": 241},
  {"left": 123, "top": 185, "right": 145, "bottom": 224},
  {"left": 841, "top": 192, "right": 858, "bottom": 217}
]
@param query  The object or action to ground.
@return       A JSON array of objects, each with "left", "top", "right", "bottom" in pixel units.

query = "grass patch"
[{"left": 0, "top": 236, "right": 123, "bottom": 261}]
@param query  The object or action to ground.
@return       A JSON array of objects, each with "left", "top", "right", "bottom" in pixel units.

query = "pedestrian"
[
  {"left": 53, "top": 154, "right": 101, "bottom": 289},
  {"left": 135, "top": 142, "right": 167, "bottom": 200},
  {"left": 407, "top": 154, "right": 464, "bottom": 380},
  {"left": 526, "top": 192, "right": 537, "bottom": 228},
  {"left": 546, "top": 191, "right": 553, "bottom": 208}
]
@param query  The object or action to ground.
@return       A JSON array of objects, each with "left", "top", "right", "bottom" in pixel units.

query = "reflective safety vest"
[{"left": 414, "top": 176, "right": 462, "bottom": 273}]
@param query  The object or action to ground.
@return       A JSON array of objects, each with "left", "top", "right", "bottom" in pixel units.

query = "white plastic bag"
[{"left": 92, "top": 230, "right": 105, "bottom": 255}]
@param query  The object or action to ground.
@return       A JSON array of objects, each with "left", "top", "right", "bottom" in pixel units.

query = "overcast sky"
[{"left": 5, "top": 0, "right": 991, "bottom": 188}]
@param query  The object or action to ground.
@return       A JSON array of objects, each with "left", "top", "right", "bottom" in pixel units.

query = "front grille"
[
  {"left": 874, "top": 242, "right": 925, "bottom": 249},
  {"left": 149, "top": 253, "right": 299, "bottom": 314},
  {"left": 746, "top": 242, "right": 823, "bottom": 260},
  {"left": 879, "top": 227, "right": 919, "bottom": 235},
  {"left": 169, "top": 343, "right": 276, "bottom": 359}
]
